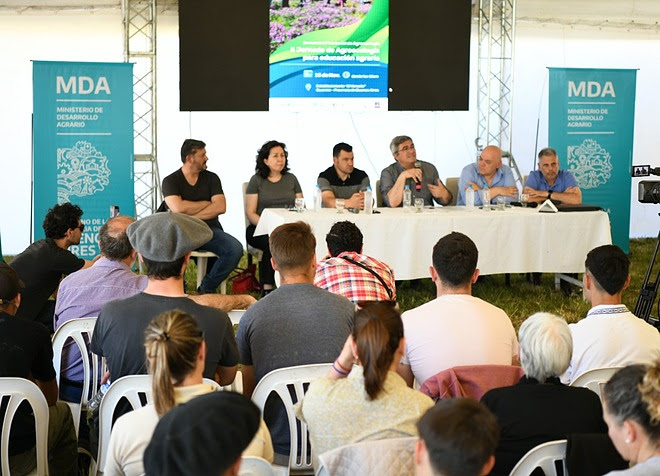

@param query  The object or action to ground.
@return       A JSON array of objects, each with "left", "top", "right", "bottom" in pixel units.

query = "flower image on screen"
[{"left": 269, "top": 0, "right": 389, "bottom": 112}]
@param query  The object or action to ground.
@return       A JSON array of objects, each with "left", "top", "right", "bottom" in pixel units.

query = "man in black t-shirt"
[
  {"left": 10, "top": 202, "right": 95, "bottom": 331},
  {"left": 317, "top": 142, "right": 370, "bottom": 209},
  {"left": 161, "top": 139, "right": 243, "bottom": 294},
  {"left": 0, "top": 263, "right": 77, "bottom": 475}
]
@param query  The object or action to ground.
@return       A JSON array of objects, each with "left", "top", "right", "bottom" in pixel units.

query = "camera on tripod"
[{"left": 632, "top": 165, "right": 660, "bottom": 204}]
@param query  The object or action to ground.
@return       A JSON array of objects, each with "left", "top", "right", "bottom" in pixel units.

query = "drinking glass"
[
  {"left": 414, "top": 198, "right": 424, "bottom": 212},
  {"left": 496, "top": 195, "right": 506, "bottom": 211},
  {"left": 294, "top": 197, "right": 305, "bottom": 213},
  {"left": 335, "top": 198, "right": 345, "bottom": 213},
  {"left": 519, "top": 193, "right": 530, "bottom": 207}
]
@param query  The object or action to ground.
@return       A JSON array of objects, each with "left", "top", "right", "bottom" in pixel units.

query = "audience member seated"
[
  {"left": 91, "top": 212, "right": 239, "bottom": 387},
  {"left": 236, "top": 221, "right": 354, "bottom": 465},
  {"left": 162, "top": 139, "right": 243, "bottom": 294},
  {"left": 523, "top": 147, "right": 582, "bottom": 205},
  {"left": 10, "top": 202, "right": 94, "bottom": 331},
  {"left": 54, "top": 215, "right": 146, "bottom": 402},
  {"left": 317, "top": 142, "right": 370, "bottom": 209},
  {"left": 415, "top": 398, "right": 499, "bottom": 476},
  {"left": 397, "top": 232, "right": 518, "bottom": 387},
  {"left": 0, "top": 263, "right": 77, "bottom": 475},
  {"left": 105, "top": 310, "right": 272, "bottom": 476},
  {"left": 561, "top": 245, "right": 660, "bottom": 384},
  {"left": 602, "top": 362, "right": 660, "bottom": 475},
  {"left": 481, "top": 312, "right": 608, "bottom": 476},
  {"left": 456, "top": 145, "right": 518, "bottom": 206},
  {"left": 144, "top": 391, "right": 264, "bottom": 476},
  {"left": 245, "top": 140, "right": 303, "bottom": 296},
  {"left": 380, "top": 135, "right": 452, "bottom": 207},
  {"left": 314, "top": 221, "right": 396, "bottom": 304},
  {"left": 297, "top": 302, "right": 433, "bottom": 462}
]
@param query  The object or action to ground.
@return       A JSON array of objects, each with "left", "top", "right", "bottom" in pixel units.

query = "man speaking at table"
[
  {"left": 457, "top": 145, "right": 518, "bottom": 206},
  {"left": 523, "top": 147, "right": 582, "bottom": 204},
  {"left": 380, "top": 135, "right": 452, "bottom": 207},
  {"left": 162, "top": 139, "right": 243, "bottom": 294},
  {"left": 317, "top": 142, "right": 370, "bottom": 209}
]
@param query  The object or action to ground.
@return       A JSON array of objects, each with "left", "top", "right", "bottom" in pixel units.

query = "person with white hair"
[{"left": 481, "top": 312, "right": 608, "bottom": 476}]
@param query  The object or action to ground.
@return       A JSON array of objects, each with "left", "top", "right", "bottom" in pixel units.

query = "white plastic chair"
[
  {"left": 316, "top": 437, "right": 417, "bottom": 476},
  {"left": 228, "top": 309, "right": 246, "bottom": 326},
  {"left": 251, "top": 364, "right": 332, "bottom": 475},
  {"left": 52, "top": 316, "right": 101, "bottom": 435},
  {"left": 509, "top": 439, "right": 567, "bottom": 476},
  {"left": 191, "top": 250, "right": 227, "bottom": 293},
  {"left": 95, "top": 375, "right": 220, "bottom": 475},
  {"left": 570, "top": 367, "right": 621, "bottom": 401},
  {"left": 240, "top": 456, "right": 278, "bottom": 476},
  {"left": 223, "top": 370, "right": 244, "bottom": 394},
  {"left": 0, "top": 377, "right": 50, "bottom": 476}
]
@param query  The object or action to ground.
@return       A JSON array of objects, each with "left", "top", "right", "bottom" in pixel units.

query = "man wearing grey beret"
[{"left": 91, "top": 212, "right": 240, "bottom": 391}]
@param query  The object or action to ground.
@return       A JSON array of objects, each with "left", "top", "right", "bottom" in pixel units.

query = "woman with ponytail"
[
  {"left": 298, "top": 303, "right": 433, "bottom": 460},
  {"left": 104, "top": 310, "right": 273, "bottom": 476},
  {"left": 602, "top": 361, "right": 660, "bottom": 475}
]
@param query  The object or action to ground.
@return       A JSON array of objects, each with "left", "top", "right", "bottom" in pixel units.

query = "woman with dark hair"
[
  {"left": 298, "top": 303, "right": 433, "bottom": 460},
  {"left": 104, "top": 310, "right": 273, "bottom": 476},
  {"left": 602, "top": 361, "right": 660, "bottom": 475},
  {"left": 245, "top": 140, "right": 303, "bottom": 295}
]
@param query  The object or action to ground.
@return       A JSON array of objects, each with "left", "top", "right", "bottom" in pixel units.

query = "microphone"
[{"left": 414, "top": 161, "right": 422, "bottom": 191}]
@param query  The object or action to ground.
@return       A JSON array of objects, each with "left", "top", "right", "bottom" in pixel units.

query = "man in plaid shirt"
[{"left": 314, "top": 221, "right": 396, "bottom": 304}]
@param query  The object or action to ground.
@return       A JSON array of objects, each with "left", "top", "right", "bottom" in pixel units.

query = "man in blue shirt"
[
  {"left": 523, "top": 147, "right": 582, "bottom": 204},
  {"left": 457, "top": 145, "right": 518, "bottom": 206}
]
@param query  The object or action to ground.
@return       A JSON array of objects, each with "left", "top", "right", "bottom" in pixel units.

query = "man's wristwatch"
[{"left": 548, "top": 190, "right": 553, "bottom": 199}]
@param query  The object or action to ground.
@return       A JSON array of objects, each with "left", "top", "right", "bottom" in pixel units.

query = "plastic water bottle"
[
  {"left": 314, "top": 184, "right": 322, "bottom": 212},
  {"left": 87, "top": 381, "right": 110, "bottom": 413},
  {"left": 466, "top": 184, "right": 475, "bottom": 211},
  {"left": 482, "top": 186, "right": 491, "bottom": 211},
  {"left": 403, "top": 184, "right": 412, "bottom": 209},
  {"left": 364, "top": 186, "right": 373, "bottom": 214}
]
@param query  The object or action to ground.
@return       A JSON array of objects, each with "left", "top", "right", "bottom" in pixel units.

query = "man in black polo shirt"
[
  {"left": 317, "top": 142, "right": 370, "bottom": 209},
  {"left": 0, "top": 263, "right": 77, "bottom": 475}
]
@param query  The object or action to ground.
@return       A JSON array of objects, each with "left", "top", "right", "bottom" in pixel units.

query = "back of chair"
[
  {"left": 570, "top": 367, "right": 621, "bottom": 401},
  {"left": 509, "top": 440, "right": 567, "bottom": 476},
  {"left": 0, "top": 378, "right": 49, "bottom": 476},
  {"left": 96, "top": 375, "right": 221, "bottom": 475},
  {"left": 375, "top": 179, "right": 383, "bottom": 208},
  {"left": 251, "top": 364, "right": 332, "bottom": 474},
  {"left": 239, "top": 456, "right": 277, "bottom": 476},
  {"left": 52, "top": 316, "right": 101, "bottom": 435},
  {"left": 445, "top": 177, "right": 459, "bottom": 206},
  {"left": 316, "top": 437, "right": 417, "bottom": 476}
]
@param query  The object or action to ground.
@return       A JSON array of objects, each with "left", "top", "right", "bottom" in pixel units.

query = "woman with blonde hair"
[
  {"left": 298, "top": 302, "right": 433, "bottom": 459},
  {"left": 104, "top": 310, "right": 272, "bottom": 476},
  {"left": 602, "top": 361, "right": 660, "bottom": 475}
]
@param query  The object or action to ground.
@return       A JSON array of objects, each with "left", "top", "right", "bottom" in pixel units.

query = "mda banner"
[
  {"left": 33, "top": 61, "right": 134, "bottom": 258},
  {"left": 548, "top": 67, "right": 636, "bottom": 253}
]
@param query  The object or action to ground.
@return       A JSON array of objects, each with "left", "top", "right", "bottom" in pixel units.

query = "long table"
[{"left": 254, "top": 207, "right": 612, "bottom": 280}]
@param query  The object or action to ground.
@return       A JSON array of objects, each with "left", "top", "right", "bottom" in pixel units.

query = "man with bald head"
[
  {"left": 457, "top": 145, "right": 518, "bottom": 206},
  {"left": 523, "top": 147, "right": 582, "bottom": 205}
]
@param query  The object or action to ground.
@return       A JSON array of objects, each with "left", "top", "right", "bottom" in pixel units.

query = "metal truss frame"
[
  {"left": 475, "top": 0, "right": 523, "bottom": 185},
  {"left": 122, "top": 0, "right": 160, "bottom": 218}
]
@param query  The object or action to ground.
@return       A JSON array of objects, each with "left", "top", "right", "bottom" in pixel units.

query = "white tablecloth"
[{"left": 254, "top": 207, "right": 612, "bottom": 280}]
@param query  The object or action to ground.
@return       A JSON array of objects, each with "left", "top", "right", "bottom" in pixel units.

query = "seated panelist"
[
  {"left": 380, "top": 135, "right": 452, "bottom": 207},
  {"left": 457, "top": 145, "right": 518, "bottom": 206},
  {"left": 523, "top": 147, "right": 582, "bottom": 204},
  {"left": 317, "top": 142, "right": 370, "bottom": 209}
]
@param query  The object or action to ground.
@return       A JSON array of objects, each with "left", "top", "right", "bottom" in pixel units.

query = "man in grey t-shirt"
[{"left": 236, "top": 221, "right": 354, "bottom": 464}]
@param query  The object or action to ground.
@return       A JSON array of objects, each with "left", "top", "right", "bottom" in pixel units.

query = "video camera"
[{"left": 632, "top": 165, "right": 660, "bottom": 204}]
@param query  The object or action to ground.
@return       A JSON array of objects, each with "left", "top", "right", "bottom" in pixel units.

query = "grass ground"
[{"left": 4, "top": 238, "right": 656, "bottom": 332}]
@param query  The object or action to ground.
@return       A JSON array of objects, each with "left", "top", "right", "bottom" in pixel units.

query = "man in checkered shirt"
[{"left": 314, "top": 221, "right": 395, "bottom": 304}]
